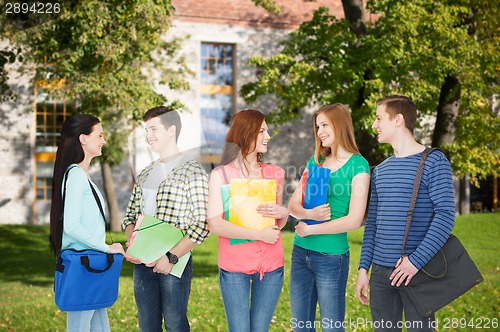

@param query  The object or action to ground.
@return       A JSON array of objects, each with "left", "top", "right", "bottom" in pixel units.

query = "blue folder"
[{"left": 302, "top": 164, "right": 331, "bottom": 225}]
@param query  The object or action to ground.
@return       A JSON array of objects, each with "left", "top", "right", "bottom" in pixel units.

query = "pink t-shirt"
[{"left": 216, "top": 162, "right": 285, "bottom": 278}]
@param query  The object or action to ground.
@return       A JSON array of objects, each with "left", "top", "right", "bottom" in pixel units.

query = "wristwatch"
[{"left": 166, "top": 251, "right": 179, "bottom": 264}]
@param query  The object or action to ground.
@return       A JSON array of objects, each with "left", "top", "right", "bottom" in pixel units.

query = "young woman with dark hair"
[
  {"left": 207, "top": 109, "right": 289, "bottom": 332},
  {"left": 49, "top": 114, "right": 124, "bottom": 332}
]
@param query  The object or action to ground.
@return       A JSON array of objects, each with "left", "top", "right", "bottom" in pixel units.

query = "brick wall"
[{"left": 172, "top": 0, "right": 345, "bottom": 29}]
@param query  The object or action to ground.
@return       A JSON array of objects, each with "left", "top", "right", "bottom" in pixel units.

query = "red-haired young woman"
[{"left": 207, "top": 109, "right": 289, "bottom": 332}]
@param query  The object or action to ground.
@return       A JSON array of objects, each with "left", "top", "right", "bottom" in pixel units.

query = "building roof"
[{"left": 171, "top": 0, "right": 346, "bottom": 30}]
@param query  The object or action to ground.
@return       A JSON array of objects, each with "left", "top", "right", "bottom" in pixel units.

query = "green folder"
[
  {"left": 125, "top": 215, "right": 191, "bottom": 278},
  {"left": 222, "top": 184, "right": 254, "bottom": 245}
]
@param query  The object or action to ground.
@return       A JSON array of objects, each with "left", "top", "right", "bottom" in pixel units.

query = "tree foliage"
[
  {"left": 241, "top": 0, "right": 499, "bottom": 179},
  {"left": 251, "top": 0, "right": 281, "bottom": 14}
]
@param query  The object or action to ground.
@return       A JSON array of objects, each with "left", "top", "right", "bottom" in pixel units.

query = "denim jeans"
[
  {"left": 290, "top": 245, "right": 349, "bottom": 332},
  {"left": 133, "top": 258, "right": 192, "bottom": 332},
  {"left": 219, "top": 266, "right": 284, "bottom": 332},
  {"left": 66, "top": 309, "right": 110, "bottom": 332},
  {"left": 369, "top": 264, "right": 435, "bottom": 332}
]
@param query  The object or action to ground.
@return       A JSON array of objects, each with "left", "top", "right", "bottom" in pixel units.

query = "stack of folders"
[
  {"left": 222, "top": 178, "right": 277, "bottom": 245},
  {"left": 125, "top": 215, "right": 190, "bottom": 278},
  {"left": 301, "top": 164, "right": 331, "bottom": 225}
]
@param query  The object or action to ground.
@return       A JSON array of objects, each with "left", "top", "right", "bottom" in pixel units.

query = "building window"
[
  {"left": 200, "top": 43, "right": 235, "bottom": 169},
  {"left": 34, "top": 86, "right": 73, "bottom": 223}
]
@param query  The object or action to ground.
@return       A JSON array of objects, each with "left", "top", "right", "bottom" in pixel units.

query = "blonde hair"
[{"left": 313, "top": 104, "right": 360, "bottom": 164}]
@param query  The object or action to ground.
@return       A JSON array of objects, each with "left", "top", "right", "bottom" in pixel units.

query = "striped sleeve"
[
  {"left": 358, "top": 170, "right": 378, "bottom": 271},
  {"left": 408, "top": 152, "right": 455, "bottom": 269}
]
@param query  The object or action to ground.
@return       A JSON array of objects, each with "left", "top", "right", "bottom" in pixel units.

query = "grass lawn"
[{"left": 0, "top": 213, "right": 498, "bottom": 331}]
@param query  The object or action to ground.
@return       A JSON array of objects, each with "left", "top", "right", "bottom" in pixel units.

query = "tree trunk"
[
  {"left": 432, "top": 75, "right": 466, "bottom": 213},
  {"left": 341, "top": 0, "right": 366, "bottom": 37},
  {"left": 432, "top": 75, "right": 460, "bottom": 149},
  {"left": 101, "top": 162, "right": 122, "bottom": 232},
  {"left": 459, "top": 174, "right": 470, "bottom": 215},
  {"left": 341, "top": 0, "right": 380, "bottom": 164},
  {"left": 493, "top": 175, "right": 498, "bottom": 212}
]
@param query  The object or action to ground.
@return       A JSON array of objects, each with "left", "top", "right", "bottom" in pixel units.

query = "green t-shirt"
[{"left": 293, "top": 154, "right": 370, "bottom": 254}]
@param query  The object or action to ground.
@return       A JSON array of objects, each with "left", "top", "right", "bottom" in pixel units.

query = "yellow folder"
[
  {"left": 125, "top": 215, "right": 191, "bottom": 278},
  {"left": 229, "top": 178, "right": 276, "bottom": 230}
]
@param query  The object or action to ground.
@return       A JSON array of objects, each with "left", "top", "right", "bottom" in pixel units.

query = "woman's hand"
[
  {"left": 259, "top": 226, "right": 280, "bottom": 244},
  {"left": 107, "top": 243, "right": 125, "bottom": 255},
  {"left": 306, "top": 204, "right": 331, "bottom": 221},
  {"left": 295, "top": 221, "right": 312, "bottom": 237},
  {"left": 257, "top": 203, "right": 289, "bottom": 220}
]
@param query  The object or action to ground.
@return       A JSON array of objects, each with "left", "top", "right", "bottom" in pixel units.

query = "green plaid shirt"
[{"left": 123, "top": 158, "right": 210, "bottom": 244}]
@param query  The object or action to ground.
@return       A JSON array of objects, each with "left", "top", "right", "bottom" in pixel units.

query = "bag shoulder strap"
[
  {"left": 62, "top": 165, "right": 108, "bottom": 230},
  {"left": 220, "top": 166, "right": 230, "bottom": 185},
  {"left": 88, "top": 180, "right": 109, "bottom": 231},
  {"left": 401, "top": 147, "right": 442, "bottom": 256}
]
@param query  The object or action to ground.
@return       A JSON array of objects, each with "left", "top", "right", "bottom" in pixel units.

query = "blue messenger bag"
[
  {"left": 54, "top": 166, "right": 123, "bottom": 311},
  {"left": 55, "top": 249, "right": 123, "bottom": 311}
]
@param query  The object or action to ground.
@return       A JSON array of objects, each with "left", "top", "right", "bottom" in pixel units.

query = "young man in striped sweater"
[{"left": 355, "top": 95, "right": 455, "bottom": 331}]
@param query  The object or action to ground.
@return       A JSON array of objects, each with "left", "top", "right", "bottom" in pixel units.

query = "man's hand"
[
  {"left": 356, "top": 268, "right": 370, "bottom": 305},
  {"left": 125, "top": 255, "right": 142, "bottom": 264},
  {"left": 147, "top": 256, "right": 173, "bottom": 275},
  {"left": 390, "top": 256, "right": 418, "bottom": 286}
]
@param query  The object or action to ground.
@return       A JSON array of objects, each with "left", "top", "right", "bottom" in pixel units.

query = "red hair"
[{"left": 221, "top": 109, "right": 266, "bottom": 165}]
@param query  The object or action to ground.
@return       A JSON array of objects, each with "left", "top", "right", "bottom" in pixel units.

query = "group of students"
[{"left": 49, "top": 94, "right": 455, "bottom": 332}]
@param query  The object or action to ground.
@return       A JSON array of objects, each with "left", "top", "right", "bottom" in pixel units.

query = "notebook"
[
  {"left": 229, "top": 178, "right": 276, "bottom": 230},
  {"left": 125, "top": 215, "right": 191, "bottom": 278}
]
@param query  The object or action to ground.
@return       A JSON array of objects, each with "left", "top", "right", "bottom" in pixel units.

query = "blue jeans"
[
  {"left": 290, "top": 245, "right": 349, "bottom": 332},
  {"left": 66, "top": 309, "right": 110, "bottom": 332},
  {"left": 369, "top": 264, "right": 435, "bottom": 332},
  {"left": 133, "top": 258, "right": 192, "bottom": 332},
  {"left": 219, "top": 266, "right": 284, "bottom": 332}
]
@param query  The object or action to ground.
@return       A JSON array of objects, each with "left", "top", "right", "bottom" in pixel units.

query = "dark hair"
[
  {"left": 143, "top": 106, "right": 182, "bottom": 142},
  {"left": 49, "top": 114, "right": 101, "bottom": 254},
  {"left": 376, "top": 95, "right": 417, "bottom": 133},
  {"left": 221, "top": 109, "right": 266, "bottom": 166}
]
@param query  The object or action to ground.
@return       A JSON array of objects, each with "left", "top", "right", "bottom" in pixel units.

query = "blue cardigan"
[{"left": 61, "top": 165, "right": 108, "bottom": 253}]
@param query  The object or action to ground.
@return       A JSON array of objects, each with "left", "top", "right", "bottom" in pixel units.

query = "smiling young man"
[
  {"left": 355, "top": 95, "right": 455, "bottom": 331},
  {"left": 122, "top": 106, "right": 209, "bottom": 332}
]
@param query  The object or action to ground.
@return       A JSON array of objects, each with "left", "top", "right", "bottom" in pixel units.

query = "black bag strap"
[
  {"left": 88, "top": 180, "right": 110, "bottom": 231},
  {"left": 80, "top": 253, "right": 115, "bottom": 273},
  {"left": 401, "top": 147, "right": 442, "bottom": 256}
]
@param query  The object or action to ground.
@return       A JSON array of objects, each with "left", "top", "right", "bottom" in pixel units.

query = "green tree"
[
  {"left": 241, "top": 0, "right": 499, "bottom": 183},
  {"left": 2, "top": 0, "right": 191, "bottom": 230}
]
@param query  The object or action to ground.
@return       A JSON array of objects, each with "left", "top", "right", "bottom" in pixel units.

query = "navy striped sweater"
[{"left": 359, "top": 150, "right": 455, "bottom": 271}]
